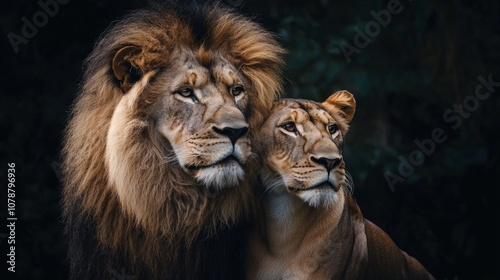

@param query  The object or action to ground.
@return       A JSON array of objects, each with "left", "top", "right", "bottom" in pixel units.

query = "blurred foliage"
[{"left": 1, "top": 0, "right": 499, "bottom": 279}]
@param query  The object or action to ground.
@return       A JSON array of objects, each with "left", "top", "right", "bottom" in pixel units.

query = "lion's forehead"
[{"left": 175, "top": 52, "right": 241, "bottom": 88}]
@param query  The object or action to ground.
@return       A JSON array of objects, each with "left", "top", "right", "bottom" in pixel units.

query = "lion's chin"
[{"left": 194, "top": 161, "right": 245, "bottom": 189}]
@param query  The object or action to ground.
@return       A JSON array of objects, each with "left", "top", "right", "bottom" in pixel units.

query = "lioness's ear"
[
  {"left": 112, "top": 46, "right": 143, "bottom": 93},
  {"left": 322, "top": 90, "right": 356, "bottom": 123}
]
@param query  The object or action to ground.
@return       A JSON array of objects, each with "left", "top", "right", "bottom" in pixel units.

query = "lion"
[
  {"left": 61, "top": 1, "right": 284, "bottom": 279},
  {"left": 246, "top": 91, "right": 435, "bottom": 280}
]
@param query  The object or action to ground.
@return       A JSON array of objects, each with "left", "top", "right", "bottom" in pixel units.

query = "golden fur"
[
  {"left": 61, "top": 2, "right": 283, "bottom": 279},
  {"left": 247, "top": 91, "right": 435, "bottom": 280}
]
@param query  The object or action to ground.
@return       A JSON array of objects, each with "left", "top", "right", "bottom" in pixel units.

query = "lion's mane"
[{"left": 61, "top": 2, "right": 284, "bottom": 279}]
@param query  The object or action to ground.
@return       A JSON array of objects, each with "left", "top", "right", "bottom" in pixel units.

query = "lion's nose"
[
  {"left": 213, "top": 126, "right": 248, "bottom": 145},
  {"left": 310, "top": 156, "right": 341, "bottom": 171}
]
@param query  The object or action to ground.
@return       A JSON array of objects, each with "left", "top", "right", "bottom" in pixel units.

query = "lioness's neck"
[
  {"left": 248, "top": 184, "right": 368, "bottom": 280},
  {"left": 261, "top": 187, "right": 346, "bottom": 255}
]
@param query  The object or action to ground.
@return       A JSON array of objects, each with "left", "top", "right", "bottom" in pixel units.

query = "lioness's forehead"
[
  {"left": 273, "top": 99, "right": 334, "bottom": 124},
  {"left": 275, "top": 99, "right": 319, "bottom": 110}
]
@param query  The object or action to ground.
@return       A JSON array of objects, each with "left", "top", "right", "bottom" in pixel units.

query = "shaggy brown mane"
[{"left": 61, "top": 1, "right": 284, "bottom": 279}]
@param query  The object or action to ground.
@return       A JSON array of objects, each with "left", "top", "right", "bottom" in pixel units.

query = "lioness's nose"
[
  {"left": 213, "top": 126, "right": 248, "bottom": 145},
  {"left": 310, "top": 156, "right": 341, "bottom": 171}
]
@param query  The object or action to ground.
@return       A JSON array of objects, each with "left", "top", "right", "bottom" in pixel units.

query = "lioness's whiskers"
[{"left": 344, "top": 170, "right": 355, "bottom": 195}]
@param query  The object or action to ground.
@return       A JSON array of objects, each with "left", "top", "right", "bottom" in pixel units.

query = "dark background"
[{"left": 1, "top": 0, "right": 499, "bottom": 279}]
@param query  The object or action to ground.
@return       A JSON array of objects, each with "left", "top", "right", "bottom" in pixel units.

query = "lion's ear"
[
  {"left": 112, "top": 46, "right": 143, "bottom": 93},
  {"left": 322, "top": 90, "right": 356, "bottom": 123}
]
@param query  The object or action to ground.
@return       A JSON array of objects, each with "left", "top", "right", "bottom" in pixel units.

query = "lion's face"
[
  {"left": 155, "top": 51, "right": 251, "bottom": 188},
  {"left": 107, "top": 49, "right": 254, "bottom": 191},
  {"left": 257, "top": 91, "right": 356, "bottom": 207}
]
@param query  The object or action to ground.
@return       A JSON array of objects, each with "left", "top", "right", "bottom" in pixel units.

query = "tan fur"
[
  {"left": 61, "top": 2, "right": 284, "bottom": 279},
  {"left": 247, "top": 91, "right": 435, "bottom": 280}
]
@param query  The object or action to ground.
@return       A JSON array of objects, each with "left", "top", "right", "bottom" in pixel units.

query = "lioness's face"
[
  {"left": 258, "top": 99, "right": 347, "bottom": 207},
  {"left": 155, "top": 51, "right": 251, "bottom": 189}
]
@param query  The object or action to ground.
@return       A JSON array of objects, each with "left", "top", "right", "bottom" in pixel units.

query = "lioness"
[{"left": 247, "top": 90, "right": 435, "bottom": 280}]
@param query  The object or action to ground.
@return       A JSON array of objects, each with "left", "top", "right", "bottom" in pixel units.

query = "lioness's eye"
[
  {"left": 328, "top": 124, "right": 339, "bottom": 134},
  {"left": 231, "top": 85, "right": 245, "bottom": 97},
  {"left": 282, "top": 122, "right": 297, "bottom": 133},
  {"left": 176, "top": 87, "right": 194, "bottom": 98}
]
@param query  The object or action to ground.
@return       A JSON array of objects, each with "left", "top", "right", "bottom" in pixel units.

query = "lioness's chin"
[
  {"left": 297, "top": 188, "right": 339, "bottom": 208},
  {"left": 194, "top": 162, "right": 245, "bottom": 189}
]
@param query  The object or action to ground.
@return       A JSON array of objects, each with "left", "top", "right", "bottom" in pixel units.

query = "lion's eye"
[
  {"left": 282, "top": 122, "right": 297, "bottom": 133},
  {"left": 176, "top": 87, "right": 194, "bottom": 98},
  {"left": 231, "top": 85, "right": 245, "bottom": 97},
  {"left": 328, "top": 124, "right": 339, "bottom": 135}
]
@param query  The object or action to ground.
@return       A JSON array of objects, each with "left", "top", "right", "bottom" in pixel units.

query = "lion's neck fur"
[
  {"left": 63, "top": 75, "right": 253, "bottom": 277},
  {"left": 248, "top": 185, "right": 368, "bottom": 279}
]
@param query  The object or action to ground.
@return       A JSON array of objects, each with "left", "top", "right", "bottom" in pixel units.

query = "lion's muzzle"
[{"left": 212, "top": 126, "right": 248, "bottom": 145}]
